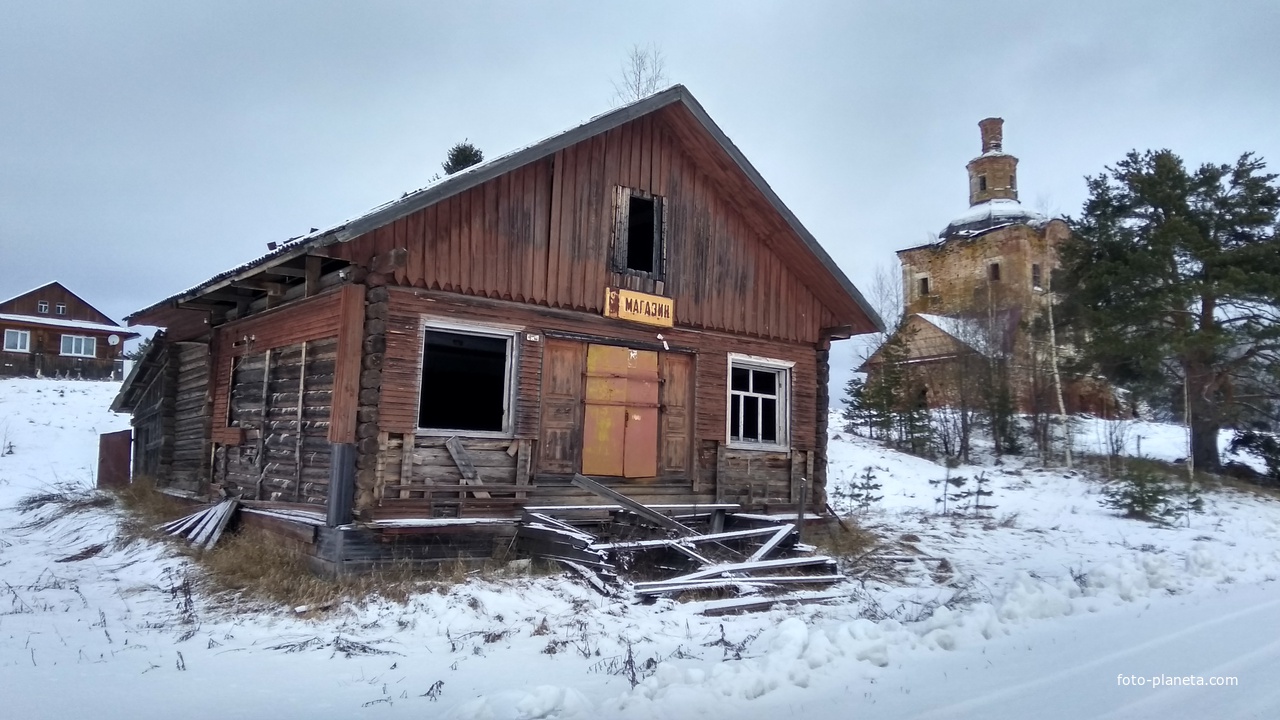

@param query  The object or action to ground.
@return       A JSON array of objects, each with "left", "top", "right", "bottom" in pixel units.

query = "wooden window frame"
[
  {"left": 611, "top": 186, "right": 667, "bottom": 282},
  {"left": 413, "top": 317, "right": 521, "bottom": 439},
  {"left": 1031, "top": 263, "right": 1042, "bottom": 290},
  {"left": 55, "top": 303, "right": 66, "bottom": 316},
  {"left": 36, "top": 301, "right": 49, "bottom": 313},
  {"left": 3, "top": 329, "right": 30, "bottom": 353},
  {"left": 60, "top": 334, "right": 96, "bottom": 358},
  {"left": 725, "top": 352, "right": 792, "bottom": 452}
]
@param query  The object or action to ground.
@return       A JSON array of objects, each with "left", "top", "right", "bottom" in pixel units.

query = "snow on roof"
[
  {"left": 916, "top": 313, "right": 997, "bottom": 356},
  {"left": 941, "top": 199, "right": 1047, "bottom": 238},
  {"left": 0, "top": 313, "right": 134, "bottom": 335},
  {"left": 0, "top": 281, "right": 61, "bottom": 307}
]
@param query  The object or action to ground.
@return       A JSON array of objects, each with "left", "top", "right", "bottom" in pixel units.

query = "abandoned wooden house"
[
  {"left": 112, "top": 85, "right": 882, "bottom": 574},
  {"left": 1, "top": 281, "right": 138, "bottom": 380}
]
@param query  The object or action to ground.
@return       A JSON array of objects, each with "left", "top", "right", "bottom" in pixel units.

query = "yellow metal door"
[{"left": 582, "top": 344, "right": 659, "bottom": 478}]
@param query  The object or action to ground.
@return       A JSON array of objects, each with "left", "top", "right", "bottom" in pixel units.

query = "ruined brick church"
[{"left": 863, "top": 118, "right": 1108, "bottom": 415}]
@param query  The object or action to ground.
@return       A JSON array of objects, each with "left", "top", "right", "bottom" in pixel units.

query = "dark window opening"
[
  {"left": 1010, "top": 172, "right": 1016, "bottom": 189},
  {"left": 989, "top": 262, "right": 1001, "bottom": 281},
  {"left": 978, "top": 175, "right": 988, "bottom": 191},
  {"left": 626, "top": 195, "right": 656, "bottom": 273},
  {"left": 1032, "top": 263, "right": 1042, "bottom": 288},
  {"left": 418, "top": 330, "right": 509, "bottom": 432},
  {"left": 919, "top": 277, "right": 930, "bottom": 296}
]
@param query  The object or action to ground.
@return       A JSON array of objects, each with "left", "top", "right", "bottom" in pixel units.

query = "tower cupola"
[{"left": 966, "top": 117, "right": 1018, "bottom": 205}]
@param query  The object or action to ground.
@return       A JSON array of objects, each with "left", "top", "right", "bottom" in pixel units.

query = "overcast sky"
[{"left": 2, "top": 1, "right": 1278, "bottom": 382}]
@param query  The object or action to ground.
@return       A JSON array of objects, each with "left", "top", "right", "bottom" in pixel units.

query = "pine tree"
[
  {"left": 849, "top": 466, "right": 884, "bottom": 513},
  {"left": 841, "top": 376, "right": 870, "bottom": 435},
  {"left": 442, "top": 141, "right": 484, "bottom": 175},
  {"left": 1061, "top": 150, "right": 1280, "bottom": 471}
]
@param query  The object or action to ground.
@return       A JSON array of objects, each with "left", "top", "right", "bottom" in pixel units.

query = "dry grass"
[
  {"left": 1081, "top": 454, "right": 1280, "bottom": 502},
  {"left": 110, "top": 477, "right": 192, "bottom": 540},
  {"left": 807, "top": 519, "right": 878, "bottom": 562}
]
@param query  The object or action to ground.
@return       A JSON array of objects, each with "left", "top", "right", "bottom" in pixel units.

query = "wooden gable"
[
  {"left": 0, "top": 282, "right": 119, "bottom": 326},
  {"left": 330, "top": 107, "right": 861, "bottom": 345}
]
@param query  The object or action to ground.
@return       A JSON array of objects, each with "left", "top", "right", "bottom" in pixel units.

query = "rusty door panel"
[
  {"left": 623, "top": 406, "right": 658, "bottom": 477},
  {"left": 582, "top": 404, "right": 626, "bottom": 476},
  {"left": 97, "top": 430, "right": 132, "bottom": 489},
  {"left": 583, "top": 344, "right": 659, "bottom": 478}
]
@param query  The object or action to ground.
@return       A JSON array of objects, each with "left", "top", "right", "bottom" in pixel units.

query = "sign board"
[{"left": 604, "top": 288, "right": 674, "bottom": 328}]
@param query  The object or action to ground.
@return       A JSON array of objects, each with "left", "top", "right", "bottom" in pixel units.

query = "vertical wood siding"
[{"left": 332, "top": 112, "right": 842, "bottom": 344}]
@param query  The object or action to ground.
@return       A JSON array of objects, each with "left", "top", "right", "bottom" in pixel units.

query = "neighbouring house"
[
  {"left": 861, "top": 118, "right": 1109, "bottom": 415},
  {"left": 0, "top": 281, "right": 138, "bottom": 380},
  {"left": 111, "top": 86, "right": 883, "bottom": 575}
]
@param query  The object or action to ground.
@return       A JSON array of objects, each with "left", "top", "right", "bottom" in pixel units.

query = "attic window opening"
[
  {"left": 37, "top": 301, "right": 49, "bottom": 313},
  {"left": 417, "top": 327, "right": 514, "bottom": 434},
  {"left": 918, "top": 277, "right": 931, "bottom": 297},
  {"left": 55, "top": 303, "right": 66, "bottom": 315},
  {"left": 988, "top": 262, "right": 1001, "bottom": 282},
  {"left": 614, "top": 188, "right": 665, "bottom": 280}
]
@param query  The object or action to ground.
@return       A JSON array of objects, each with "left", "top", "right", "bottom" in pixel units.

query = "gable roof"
[
  {"left": 0, "top": 281, "right": 123, "bottom": 327},
  {"left": 127, "top": 85, "right": 882, "bottom": 334}
]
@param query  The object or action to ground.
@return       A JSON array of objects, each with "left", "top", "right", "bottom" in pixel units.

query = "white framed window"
[
  {"left": 60, "top": 335, "right": 96, "bottom": 357},
  {"left": 3, "top": 329, "right": 30, "bottom": 353},
  {"left": 36, "top": 301, "right": 49, "bottom": 313},
  {"left": 726, "top": 353, "right": 792, "bottom": 450},
  {"left": 55, "top": 303, "right": 66, "bottom": 315},
  {"left": 415, "top": 318, "right": 520, "bottom": 437}
]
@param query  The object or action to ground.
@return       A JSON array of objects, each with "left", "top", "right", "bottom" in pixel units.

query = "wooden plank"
[
  {"left": 570, "top": 473, "right": 696, "bottom": 536},
  {"left": 746, "top": 523, "right": 795, "bottom": 563},
  {"left": 201, "top": 500, "right": 240, "bottom": 550},
  {"left": 446, "top": 436, "right": 492, "bottom": 499},
  {"left": 293, "top": 341, "right": 307, "bottom": 502},
  {"left": 590, "top": 526, "right": 779, "bottom": 551},
  {"left": 514, "top": 439, "right": 531, "bottom": 501},
  {"left": 661, "top": 555, "right": 836, "bottom": 584},
  {"left": 329, "top": 283, "right": 365, "bottom": 443},
  {"left": 633, "top": 575, "right": 844, "bottom": 596},
  {"left": 694, "top": 591, "right": 848, "bottom": 617}
]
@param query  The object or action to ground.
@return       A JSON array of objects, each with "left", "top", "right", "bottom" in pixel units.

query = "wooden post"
[
  {"left": 326, "top": 442, "right": 356, "bottom": 527},
  {"left": 514, "top": 439, "right": 532, "bottom": 502},
  {"left": 293, "top": 341, "right": 307, "bottom": 503},
  {"left": 796, "top": 476, "right": 808, "bottom": 546},
  {"left": 254, "top": 348, "right": 273, "bottom": 501}
]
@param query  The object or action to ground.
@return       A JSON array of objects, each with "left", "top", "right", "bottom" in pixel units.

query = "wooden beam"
[
  {"left": 571, "top": 473, "right": 696, "bottom": 536},
  {"left": 304, "top": 255, "right": 322, "bottom": 297},
  {"left": 328, "top": 284, "right": 365, "bottom": 443},
  {"left": 747, "top": 523, "right": 795, "bottom": 563},
  {"left": 231, "top": 279, "right": 285, "bottom": 295},
  {"left": 446, "top": 437, "right": 491, "bottom": 499},
  {"left": 293, "top": 341, "right": 307, "bottom": 503}
]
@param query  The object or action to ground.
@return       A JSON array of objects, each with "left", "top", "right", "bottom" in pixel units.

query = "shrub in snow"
[
  {"left": 832, "top": 466, "right": 883, "bottom": 515},
  {"left": 1100, "top": 466, "right": 1204, "bottom": 525}
]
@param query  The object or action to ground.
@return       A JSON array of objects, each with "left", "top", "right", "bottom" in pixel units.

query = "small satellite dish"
[{"left": 108, "top": 335, "right": 121, "bottom": 346}]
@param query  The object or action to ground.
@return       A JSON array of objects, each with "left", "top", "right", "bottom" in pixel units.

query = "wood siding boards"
[
  {"left": 330, "top": 283, "right": 366, "bottom": 443},
  {"left": 330, "top": 113, "right": 839, "bottom": 345}
]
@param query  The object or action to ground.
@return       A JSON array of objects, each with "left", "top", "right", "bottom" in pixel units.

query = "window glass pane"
[
  {"left": 730, "top": 395, "right": 740, "bottom": 440},
  {"left": 761, "top": 398, "right": 777, "bottom": 443},
  {"left": 418, "top": 330, "right": 509, "bottom": 431},
  {"left": 742, "top": 396, "right": 759, "bottom": 441},
  {"left": 752, "top": 369, "right": 776, "bottom": 396},
  {"left": 731, "top": 367, "right": 750, "bottom": 391},
  {"left": 62, "top": 335, "right": 73, "bottom": 354}
]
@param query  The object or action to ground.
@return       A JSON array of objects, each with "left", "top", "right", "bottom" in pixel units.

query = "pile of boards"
[
  {"left": 158, "top": 498, "right": 240, "bottom": 550},
  {"left": 516, "top": 475, "right": 847, "bottom": 615}
]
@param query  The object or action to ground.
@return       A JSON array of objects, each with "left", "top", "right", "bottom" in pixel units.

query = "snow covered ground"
[{"left": 1, "top": 378, "right": 1277, "bottom": 719}]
